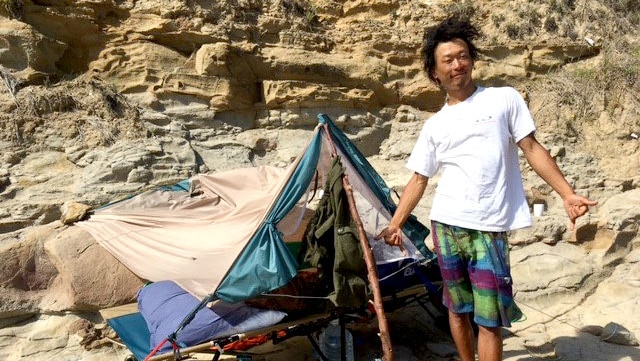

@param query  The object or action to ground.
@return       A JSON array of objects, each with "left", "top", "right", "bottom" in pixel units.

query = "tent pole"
[{"left": 342, "top": 175, "right": 394, "bottom": 361}]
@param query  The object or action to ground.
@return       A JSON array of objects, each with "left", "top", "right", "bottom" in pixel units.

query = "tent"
[{"left": 78, "top": 114, "right": 440, "bottom": 360}]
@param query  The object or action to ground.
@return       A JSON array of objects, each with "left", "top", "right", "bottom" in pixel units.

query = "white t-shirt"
[{"left": 406, "top": 86, "right": 535, "bottom": 232}]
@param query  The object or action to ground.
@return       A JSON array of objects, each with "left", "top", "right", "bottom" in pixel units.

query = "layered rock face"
[{"left": 0, "top": 0, "right": 639, "bottom": 360}]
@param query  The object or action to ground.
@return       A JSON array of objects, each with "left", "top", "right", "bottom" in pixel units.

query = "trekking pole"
[{"left": 342, "top": 175, "right": 394, "bottom": 361}]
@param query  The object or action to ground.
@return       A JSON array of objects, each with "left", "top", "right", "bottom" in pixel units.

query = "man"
[{"left": 376, "top": 17, "right": 597, "bottom": 361}]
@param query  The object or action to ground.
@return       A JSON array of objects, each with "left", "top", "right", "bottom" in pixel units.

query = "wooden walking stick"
[{"left": 342, "top": 175, "right": 394, "bottom": 361}]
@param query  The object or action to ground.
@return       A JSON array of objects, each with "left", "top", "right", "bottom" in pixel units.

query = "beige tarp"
[{"left": 77, "top": 165, "right": 290, "bottom": 299}]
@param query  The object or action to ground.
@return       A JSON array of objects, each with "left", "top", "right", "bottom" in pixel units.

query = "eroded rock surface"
[{"left": 1, "top": 0, "right": 639, "bottom": 360}]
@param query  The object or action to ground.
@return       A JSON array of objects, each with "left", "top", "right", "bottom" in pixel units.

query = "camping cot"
[{"left": 78, "top": 114, "right": 445, "bottom": 360}]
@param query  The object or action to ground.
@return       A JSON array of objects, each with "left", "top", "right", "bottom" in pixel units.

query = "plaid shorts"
[{"left": 431, "top": 220, "right": 522, "bottom": 327}]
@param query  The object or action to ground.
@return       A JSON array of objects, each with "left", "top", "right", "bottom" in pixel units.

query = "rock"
[
  {"left": 600, "top": 322, "right": 639, "bottom": 346},
  {"left": 0, "top": 0, "right": 639, "bottom": 360},
  {"left": 0, "top": 224, "right": 59, "bottom": 319},
  {"left": 580, "top": 325, "right": 604, "bottom": 337},
  {"left": 0, "top": 19, "right": 66, "bottom": 82},
  {"left": 0, "top": 313, "right": 125, "bottom": 360},
  {"left": 60, "top": 202, "right": 91, "bottom": 224},
  {"left": 511, "top": 241, "right": 596, "bottom": 313},
  {"left": 522, "top": 324, "right": 557, "bottom": 359},
  {"left": 41, "top": 226, "right": 144, "bottom": 312}
]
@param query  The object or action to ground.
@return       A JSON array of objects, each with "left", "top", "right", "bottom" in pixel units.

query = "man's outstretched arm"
[
  {"left": 518, "top": 133, "right": 598, "bottom": 230},
  {"left": 375, "top": 172, "right": 429, "bottom": 247}
]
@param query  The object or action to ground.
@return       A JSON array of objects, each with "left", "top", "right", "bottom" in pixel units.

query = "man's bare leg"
[
  {"left": 449, "top": 311, "right": 475, "bottom": 361},
  {"left": 477, "top": 325, "right": 502, "bottom": 361}
]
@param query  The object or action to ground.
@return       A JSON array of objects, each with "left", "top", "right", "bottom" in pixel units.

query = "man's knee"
[
  {"left": 477, "top": 324, "right": 501, "bottom": 337},
  {"left": 449, "top": 311, "right": 472, "bottom": 326}
]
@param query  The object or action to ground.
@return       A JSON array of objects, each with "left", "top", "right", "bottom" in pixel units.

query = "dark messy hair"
[{"left": 422, "top": 17, "right": 480, "bottom": 83}]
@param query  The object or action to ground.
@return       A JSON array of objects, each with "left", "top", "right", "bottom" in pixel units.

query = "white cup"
[{"left": 533, "top": 203, "right": 545, "bottom": 217}]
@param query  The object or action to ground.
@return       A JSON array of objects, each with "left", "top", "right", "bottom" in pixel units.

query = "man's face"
[{"left": 431, "top": 38, "right": 474, "bottom": 93}]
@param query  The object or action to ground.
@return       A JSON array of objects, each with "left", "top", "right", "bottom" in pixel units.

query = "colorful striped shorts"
[{"left": 431, "top": 220, "right": 522, "bottom": 328}]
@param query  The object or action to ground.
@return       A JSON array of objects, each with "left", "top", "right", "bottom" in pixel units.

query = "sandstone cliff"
[{"left": 0, "top": 0, "right": 639, "bottom": 360}]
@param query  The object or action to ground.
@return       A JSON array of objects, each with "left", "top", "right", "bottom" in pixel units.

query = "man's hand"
[
  {"left": 375, "top": 225, "right": 405, "bottom": 250},
  {"left": 375, "top": 172, "right": 428, "bottom": 251},
  {"left": 563, "top": 194, "right": 598, "bottom": 231}
]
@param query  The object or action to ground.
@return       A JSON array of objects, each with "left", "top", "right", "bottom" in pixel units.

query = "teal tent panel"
[
  {"left": 214, "top": 225, "right": 299, "bottom": 302},
  {"left": 159, "top": 179, "right": 191, "bottom": 192},
  {"left": 215, "top": 129, "right": 323, "bottom": 302}
]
